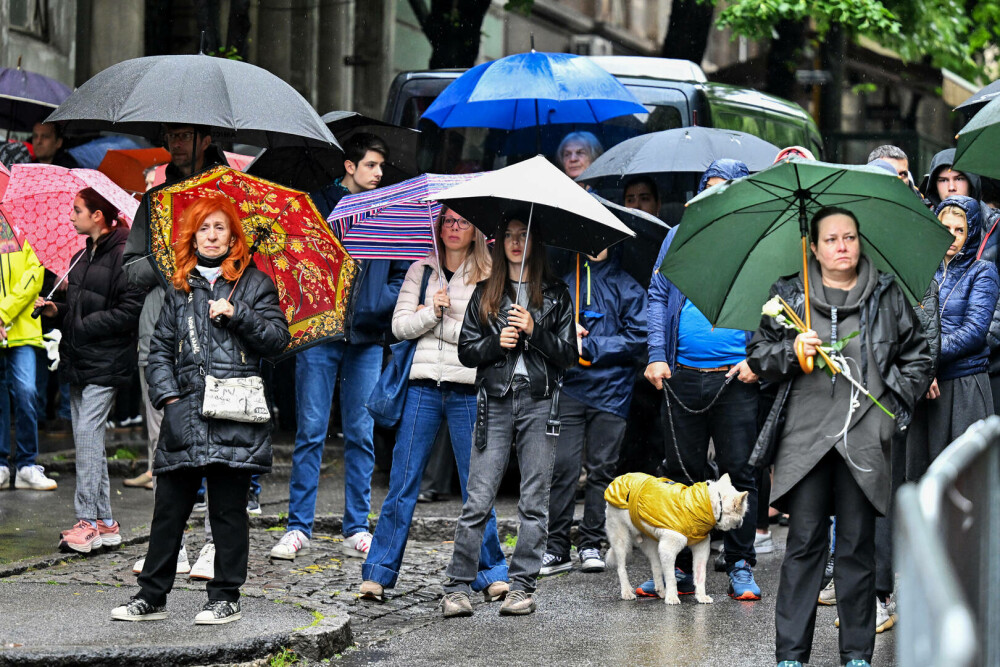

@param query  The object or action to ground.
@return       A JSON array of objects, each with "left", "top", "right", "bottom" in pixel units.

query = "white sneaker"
[
  {"left": 876, "top": 596, "right": 896, "bottom": 633},
  {"left": 132, "top": 545, "right": 191, "bottom": 575},
  {"left": 15, "top": 465, "right": 57, "bottom": 490},
  {"left": 0, "top": 466, "right": 9, "bottom": 489},
  {"left": 341, "top": 531, "right": 372, "bottom": 558},
  {"left": 189, "top": 543, "right": 215, "bottom": 580},
  {"left": 818, "top": 578, "right": 837, "bottom": 605},
  {"left": 270, "top": 529, "right": 309, "bottom": 560},
  {"left": 754, "top": 531, "right": 775, "bottom": 554}
]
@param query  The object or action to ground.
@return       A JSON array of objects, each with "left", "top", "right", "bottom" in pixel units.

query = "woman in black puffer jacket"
[
  {"left": 36, "top": 188, "right": 143, "bottom": 553},
  {"left": 112, "top": 196, "right": 289, "bottom": 626}
]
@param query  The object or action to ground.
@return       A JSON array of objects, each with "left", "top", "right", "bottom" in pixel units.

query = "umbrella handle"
[
  {"left": 575, "top": 254, "right": 591, "bottom": 367},
  {"left": 799, "top": 236, "right": 814, "bottom": 374}
]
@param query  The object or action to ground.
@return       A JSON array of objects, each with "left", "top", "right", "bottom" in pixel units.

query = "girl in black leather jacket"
[{"left": 442, "top": 218, "right": 575, "bottom": 617}]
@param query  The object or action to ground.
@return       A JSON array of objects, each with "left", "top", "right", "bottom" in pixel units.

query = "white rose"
[{"left": 761, "top": 296, "right": 783, "bottom": 318}]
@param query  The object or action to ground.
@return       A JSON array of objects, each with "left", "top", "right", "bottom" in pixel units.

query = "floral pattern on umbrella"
[{"left": 147, "top": 165, "right": 357, "bottom": 355}]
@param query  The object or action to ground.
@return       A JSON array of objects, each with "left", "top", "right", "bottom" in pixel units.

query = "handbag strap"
[
  {"left": 185, "top": 291, "right": 207, "bottom": 376},
  {"left": 419, "top": 264, "right": 433, "bottom": 304}
]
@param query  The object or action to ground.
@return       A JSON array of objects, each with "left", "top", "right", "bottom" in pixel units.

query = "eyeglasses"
[
  {"left": 164, "top": 130, "right": 195, "bottom": 144},
  {"left": 441, "top": 217, "right": 471, "bottom": 230}
]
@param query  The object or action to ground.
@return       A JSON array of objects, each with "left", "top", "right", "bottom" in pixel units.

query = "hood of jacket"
[
  {"left": 698, "top": 159, "right": 750, "bottom": 193},
  {"left": 923, "top": 149, "right": 983, "bottom": 208},
  {"left": 936, "top": 195, "right": 983, "bottom": 271}
]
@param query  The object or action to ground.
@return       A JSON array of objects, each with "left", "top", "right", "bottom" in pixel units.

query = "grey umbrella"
[
  {"left": 45, "top": 54, "right": 336, "bottom": 148},
  {"left": 577, "top": 126, "right": 779, "bottom": 190},
  {"left": 955, "top": 79, "right": 1000, "bottom": 116}
]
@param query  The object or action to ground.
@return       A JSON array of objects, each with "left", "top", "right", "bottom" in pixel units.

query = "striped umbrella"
[{"left": 328, "top": 173, "right": 481, "bottom": 262}]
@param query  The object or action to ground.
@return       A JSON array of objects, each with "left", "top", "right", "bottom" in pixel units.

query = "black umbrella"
[
  {"left": 955, "top": 79, "right": 1000, "bottom": 117},
  {"left": 45, "top": 54, "right": 336, "bottom": 148},
  {"left": 245, "top": 112, "right": 419, "bottom": 192},
  {"left": 577, "top": 127, "right": 779, "bottom": 190}
]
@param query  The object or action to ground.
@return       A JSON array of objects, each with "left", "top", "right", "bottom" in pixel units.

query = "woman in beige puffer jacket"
[{"left": 360, "top": 206, "right": 510, "bottom": 603}]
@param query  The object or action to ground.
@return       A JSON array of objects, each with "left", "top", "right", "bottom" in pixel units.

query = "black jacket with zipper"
[
  {"left": 55, "top": 226, "right": 144, "bottom": 387},
  {"left": 146, "top": 265, "right": 290, "bottom": 475},
  {"left": 459, "top": 278, "right": 577, "bottom": 398}
]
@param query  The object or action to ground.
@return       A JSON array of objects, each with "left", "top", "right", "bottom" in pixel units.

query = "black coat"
[
  {"left": 459, "top": 278, "right": 577, "bottom": 398},
  {"left": 146, "top": 266, "right": 290, "bottom": 475},
  {"left": 55, "top": 227, "right": 143, "bottom": 387}
]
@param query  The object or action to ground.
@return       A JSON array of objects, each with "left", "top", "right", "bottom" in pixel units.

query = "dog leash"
[{"left": 662, "top": 374, "right": 735, "bottom": 486}]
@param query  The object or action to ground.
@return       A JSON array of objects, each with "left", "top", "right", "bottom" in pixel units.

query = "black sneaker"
[
  {"left": 539, "top": 552, "right": 572, "bottom": 576},
  {"left": 579, "top": 548, "right": 606, "bottom": 573},
  {"left": 194, "top": 599, "right": 242, "bottom": 625},
  {"left": 246, "top": 491, "right": 261, "bottom": 515},
  {"left": 111, "top": 596, "right": 167, "bottom": 622},
  {"left": 822, "top": 554, "right": 835, "bottom": 586}
]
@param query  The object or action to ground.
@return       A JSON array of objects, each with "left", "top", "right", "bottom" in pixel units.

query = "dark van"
[{"left": 383, "top": 55, "right": 822, "bottom": 224}]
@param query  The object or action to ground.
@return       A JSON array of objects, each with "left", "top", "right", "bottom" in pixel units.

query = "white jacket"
[{"left": 392, "top": 253, "right": 482, "bottom": 385}]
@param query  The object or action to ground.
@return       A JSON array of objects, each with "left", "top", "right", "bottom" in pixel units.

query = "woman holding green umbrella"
[{"left": 747, "top": 207, "right": 932, "bottom": 667}]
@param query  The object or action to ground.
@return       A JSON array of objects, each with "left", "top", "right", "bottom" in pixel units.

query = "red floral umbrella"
[
  {"left": 1, "top": 164, "right": 139, "bottom": 276},
  {"left": 146, "top": 165, "right": 358, "bottom": 355}
]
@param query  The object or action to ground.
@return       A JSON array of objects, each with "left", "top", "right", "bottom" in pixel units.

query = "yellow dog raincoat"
[{"left": 605, "top": 472, "right": 716, "bottom": 546}]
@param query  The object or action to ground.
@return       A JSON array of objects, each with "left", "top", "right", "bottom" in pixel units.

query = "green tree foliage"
[{"left": 713, "top": 0, "right": 996, "bottom": 81}]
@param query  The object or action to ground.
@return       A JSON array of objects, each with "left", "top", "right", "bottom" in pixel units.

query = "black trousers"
[
  {"left": 138, "top": 464, "right": 251, "bottom": 606},
  {"left": 546, "top": 394, "right": 627, "bottom": 556},
  {"left": 775, "top": 450, "right": 877, "bottom": 665},
  {"left": 873, "top": 429, "right": 906, "bottom": 594},
  {"left": 661, "top": 367, "right": 759, "bottom": 568}
]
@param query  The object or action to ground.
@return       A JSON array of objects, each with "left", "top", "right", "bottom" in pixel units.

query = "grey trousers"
[
  {"left": 445, "top": 386, "right": 556, "bottom": 594},
  {"left": 139, "top": 371, "right": 163, "bottom": 475},
  {"left": 70, "top": 384, "right": 117, "bottom": 521}
]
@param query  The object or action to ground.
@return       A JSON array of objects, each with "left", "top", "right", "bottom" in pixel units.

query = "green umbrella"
[
  {"left": 953, "top": 96, "right": 1000, "bottom": 179},
  {"left": 659, "top": 158, "right": 953, "bottom": 333}
]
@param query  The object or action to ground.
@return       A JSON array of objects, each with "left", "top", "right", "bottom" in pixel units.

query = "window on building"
[{"left": 9, "top": 0, "right": 49, "bottom": 41}]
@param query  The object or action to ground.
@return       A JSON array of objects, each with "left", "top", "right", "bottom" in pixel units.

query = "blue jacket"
[
  {"left": 310, "top": 178, "right": 410, "bottom": 345},
  {"left": 934, "top": 196, "right": 1000, "bottom": 380},
  {"left": 648, "top": 159, "right": 752, "bottom": 367},
  {"left": 561, "top": 249, "right": 647, "bottom": 418}
]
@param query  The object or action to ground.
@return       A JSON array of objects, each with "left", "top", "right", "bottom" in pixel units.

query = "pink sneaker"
[
  {"left": 60, "top": 520, "right": 102, "bottom": 553},
  {"left": 97, "top": 521, "right": 122, "bottom": 547}
]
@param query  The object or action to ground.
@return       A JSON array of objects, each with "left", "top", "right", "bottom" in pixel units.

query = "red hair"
[{"left": 171, "top": 196, "right": 251, "bottom": 292}]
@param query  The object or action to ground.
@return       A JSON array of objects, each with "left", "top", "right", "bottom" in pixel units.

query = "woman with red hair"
[
  {"left": 111, "top": 196, "right": 289, "bottom": 625},
  {"left": 35, "top": 188, "right": 143, "bottom": 554}
]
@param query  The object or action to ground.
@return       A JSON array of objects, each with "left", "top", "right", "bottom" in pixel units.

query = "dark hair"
[
  {"left": 163, "top": 123, "right": 212, "bottom": 138},
  {"left": 623, "top": 175, "right": 660, "bottom": 203},
  {"left": 479, "top": 217, "right": 553, "bottom": 321},
  {"left": 76, "top": 187, "right": 125, "bottom": 229},
  {"left": 867, "top": 145, "right": 907, "bottom": 163},
  {"left": 810, "top": 206, "right": 859, "bottom": 244},
  {"left": 34, "top": 121, "right": 64, "bottom": 139},
  {"left": 344, "top": 132, "right": 388, "bottom": 165}
]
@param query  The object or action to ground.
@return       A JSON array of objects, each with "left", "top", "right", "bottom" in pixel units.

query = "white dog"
[{"left": 604, "top": 472, "right": 748, "bottom": 605}]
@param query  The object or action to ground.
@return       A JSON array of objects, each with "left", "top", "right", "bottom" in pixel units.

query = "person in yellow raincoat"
[{"left": 0, "top": 241, "right": 57, "bottom": 490}]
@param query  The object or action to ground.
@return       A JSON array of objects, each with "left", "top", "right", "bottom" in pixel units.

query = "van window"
[
  {"left": 710, "top": 101, "right": 809, "bottom": 149},
  {"left": 623, "top": 85, "right": 687, "bottom": 132}
]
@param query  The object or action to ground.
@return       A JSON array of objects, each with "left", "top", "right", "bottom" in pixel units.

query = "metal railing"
[{"left": 896, "top": 416, "right": 1000, "bottom": 666}]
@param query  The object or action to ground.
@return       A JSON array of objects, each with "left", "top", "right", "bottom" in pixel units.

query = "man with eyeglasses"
[
  {"left": 271, "top": 132, "right": 409, "bottom": 562},
  {"left": 121, "top": 123, "right": 233, "bottom": 580}
]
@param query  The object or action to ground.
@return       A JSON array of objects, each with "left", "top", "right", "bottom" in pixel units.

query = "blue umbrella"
[
  {"left": 421, "top": 51, "right": 646, "bottom": 131},
  {"left": 67, "top": 135, "right": 145, "bottom": 169}
]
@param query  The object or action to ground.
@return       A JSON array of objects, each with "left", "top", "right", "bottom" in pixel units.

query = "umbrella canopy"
[
  {"left": 67, "top": 135, "right": 145, "bottom": 169},
  {"left": 45, "top": 55, "right": 336, "bottom": 148},
  {"left": 955, "top": 79, "right": 1000, "bottom": 115},
  {"left": 323, "top": 110, "right": 419, "bottom": 183},
  {"left": 146, "top": 165, "right": 357, "bottom": 356},
  {"left": 953, "top": 97, "right": 1000, "bottom": 180},
  {"left": 577, "top": 127, "right": 779, "bottom": 190},
  {"left": 659, "top": 159, "right": 954, "bottom": 332},
  {"left": 421, "top": 51, "right": 646, "bottom": 130},
  {"left": 2, "top": 164, "right": 139, "bottom": 276},
  {"left": 98, "top": 147, "right": 171, "bottom": 193},
  {"left": 0, "top": 163, "right": 19, "bottom": 254},
  {"left": 328, "top": 173, "right": 480, "bottom": 262},
  {"left": 589, "top": 193, "right": 670, "bottom": 285},
  {"left": 429, "top": 155, "right": 634, "bottom": 256},
  {"left": 0, "top": 63, "right": 73, "bottom": 133}
]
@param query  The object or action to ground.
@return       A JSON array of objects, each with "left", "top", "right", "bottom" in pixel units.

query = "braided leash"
[{"left": 662, "top": 374, "right": 735, "bottom": 485}]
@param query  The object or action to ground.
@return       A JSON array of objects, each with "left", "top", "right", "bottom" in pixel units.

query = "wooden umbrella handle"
[
  {"left": 798, "top": 236, "right": 814, "bottom": 374},
  {"left": 575, "top": 254, "right": 592, "bottom": 367}
]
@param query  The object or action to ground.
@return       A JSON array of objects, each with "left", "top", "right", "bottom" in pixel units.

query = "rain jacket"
[
  {"left": 54, "top": 227, "right": 144, "bottom": 387},
  {"left": 146, "top": 266, "right": 290, "bottom": 475},
  {"left": 934, "top": 196, "right": 1000, "bottom": 381},
  {"left": 560, "top": 247, "right": 647, "bottom": 418},
  {"left": 648, "top": 159, "right": 753, "bottom": 367},
  {"left": 604, "top": 472, "right": 716, "bottom": 545},
  {"left": 0, "top": 242, "right": 44, "bottom": 348}
]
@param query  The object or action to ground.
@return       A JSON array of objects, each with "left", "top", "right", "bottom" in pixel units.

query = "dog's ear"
[
  {"left": 717, "top": 473, "right": 732, "bottom": 488},
  {"left": 731, "top": 491, "right": 749, "bottom": 515}
]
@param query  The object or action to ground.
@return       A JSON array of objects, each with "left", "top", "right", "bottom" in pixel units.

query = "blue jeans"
[
  {"left": 0, "top": 345, "right": 39, "bottom": 470},
  {"left": 363, "top": 384, "right": 508, "bottom": 591},
  {"left": 289, "top": 341, "right": 381, "bottom": 538}
]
